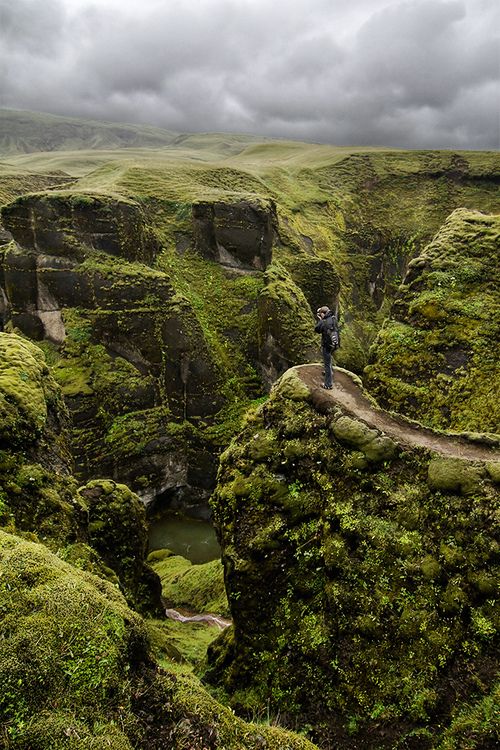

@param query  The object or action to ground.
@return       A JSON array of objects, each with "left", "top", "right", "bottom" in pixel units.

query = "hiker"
[{"left": 315, "top": 306, "right": 339, "bottom": 389}]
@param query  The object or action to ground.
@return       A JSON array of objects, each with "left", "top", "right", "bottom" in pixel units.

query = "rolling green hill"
[
  {"left": 0, "top": 108, "right": 284, "bottom": 158},
  {"left": 0, "top": 108, "right": 183, "bottom": 155}
]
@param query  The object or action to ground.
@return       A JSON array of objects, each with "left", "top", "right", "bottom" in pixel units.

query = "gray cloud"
[{"left": 0, "top": 0, "right": 498, "bottom": 148}]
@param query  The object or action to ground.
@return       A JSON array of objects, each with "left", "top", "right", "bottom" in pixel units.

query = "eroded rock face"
[
  {"left": 2, "top": 192, "right": 159, "bottom": 263},
  {"left": 0, "top": 192, "right": 159, "bottom": 344},
  {"left": 0, "top": 193, "right": 225, "bottom": 502},
  {"left": 208, "top": 369, "right": 499, "bottom": 748},
  {"left": 192, "top": 200, "right": 276, "bottom": 270}
]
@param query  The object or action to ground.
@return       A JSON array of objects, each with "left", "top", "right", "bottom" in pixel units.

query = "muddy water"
[{"left": 148, "top": 511, "right": 221, "bottom": 564}]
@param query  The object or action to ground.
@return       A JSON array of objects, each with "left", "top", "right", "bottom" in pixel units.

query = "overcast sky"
[{"left": 1, "top": 0, "right": 498, "bottom": 148}]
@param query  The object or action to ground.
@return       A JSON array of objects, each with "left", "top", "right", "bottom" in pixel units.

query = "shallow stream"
[{"left": 148, "top": 511, "right": 221, "bottom": 564}]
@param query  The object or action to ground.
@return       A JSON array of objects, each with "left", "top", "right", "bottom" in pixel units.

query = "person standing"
[{"left": 315, "top": 306, "right": 339, "bottom": 389}]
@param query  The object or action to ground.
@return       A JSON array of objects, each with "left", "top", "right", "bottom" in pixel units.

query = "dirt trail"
[{"left": 297, "top": 364, "right": 499, "bottom": 462}]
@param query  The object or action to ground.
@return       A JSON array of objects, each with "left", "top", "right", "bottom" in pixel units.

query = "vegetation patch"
[{"left": 148, "top": 551, "right": 229, "bottom": 616}]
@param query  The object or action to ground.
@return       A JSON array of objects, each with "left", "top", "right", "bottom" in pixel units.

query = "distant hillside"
[
  {"left": 0, "top": 109, "right": 182, "bottom": 155},
  {"left": 0, "top": 109, "right": 279, "bottom": 157}
]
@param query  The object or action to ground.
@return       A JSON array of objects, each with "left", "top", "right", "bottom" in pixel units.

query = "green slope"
[{"left": 0, "top": 108, "right": 180, "bottom": 155}]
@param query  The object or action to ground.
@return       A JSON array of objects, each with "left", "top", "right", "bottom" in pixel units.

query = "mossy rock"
[
  {"left": 362, "top": 435, "right": 397, "bottom": 462},
  {"left": 485, "top": 461, "right": 500, "bottom": 484},
  {"left": 209, "top": 377, "right": 500, "bottom": 748},
  {"left": 0, "top": 529, "right": 148, "bottom": 746},
  {"left": 273, "top": 368, "right": 311, "bottom": 402},
  {"left": 365, "top": 209, "right": 500, "bottom": 433},
  {"left": 331, "top": 415, "right": 378, "bottom": 448},
  {"left": 427, "top": 457, "right": 485, "bottom": 495},
  {"left": 0, "top": 530, "right": 319, "bottom": 750},
  {"left": 77, "top": 479, "right": 162, "bottom": 615},
  {"left": 0, "top": 332, "right": 63, "bottom": 449},
  {"left": 258, "top": 263, "right": 318, "bottom": 382},
  {"left": 1, "top": 191, "right": 159, "bottom": 264}
]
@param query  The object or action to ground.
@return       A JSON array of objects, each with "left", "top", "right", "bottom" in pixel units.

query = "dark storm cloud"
[{"left": 0, "top": 0, "right": 498, "bottom": 148}]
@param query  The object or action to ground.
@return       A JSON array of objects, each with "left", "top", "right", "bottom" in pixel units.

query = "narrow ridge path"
[{"left": 297, "top": 364, "right": 499, "bottom": 462}]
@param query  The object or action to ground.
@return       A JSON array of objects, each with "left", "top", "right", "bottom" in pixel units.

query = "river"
[{"left": 148, "top": 510, "right": 221, "bottom": 565}]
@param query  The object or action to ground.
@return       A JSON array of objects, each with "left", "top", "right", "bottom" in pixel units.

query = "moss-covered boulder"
[
  {"left": 208, "top": 370, "right": 499, "bottom": 748},
  {"left": 365, "top": 209, "right": 500, "bottom": 432},
  {"left": 0, "top": 530, "right": 318, "bottom": 750}
]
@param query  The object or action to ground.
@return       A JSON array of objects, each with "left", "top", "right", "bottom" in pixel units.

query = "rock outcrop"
[
  {"left": 364, "top": 209, "right": 500, "bottom": 433},
  {"left": 2, "top": 192, "right": 159, "bottom": 264},
  {"left": 208, "top": 366, "right": 499, "bottom": 749},
  {"left": 192, "top": 200, "right": 276, "bottom": 270},
  {"left": 0, "top": 332, "right": 162, "bottom": 614},
  {"left": 0, "top": 193, "right": 226, "bottom": 503}
]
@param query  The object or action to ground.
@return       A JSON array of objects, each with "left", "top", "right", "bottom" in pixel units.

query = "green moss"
[
  {"left": 436, "top": 682, "right": 500, "bottom": 750},
  {"left": 427, "top": 457, "right": 485, "bottom": 495},
  {"left": 485, "top": 461, "right": 500, "bottom": 483},
  {"left": 146, "top": 618, "right": 221, "bottom": 666},
  {"left": 77, "top": 480, "right": 161, "bottom": 614},
  {"left": 51, "top": 358, "right": 94, "bottom": 396},
  {"left": 365, "top": 210, "right": 500, "bottom": 432},
  {"left": 258, "top": 263, "right": 318, "bottom": 366},
  {"left": 0, "top": 530, "right": 147, "bottom": 745},
  {"left": 272, "top": 368, "right": 311, "bottom": 401},
  {"left": 208, "top": 377, "right": 500, "bottom": 747},
  {"left": 0, "top": 530, "right": 318, "bottom": 750},
  {"left": 149, "top": 552, "right": 229, "bottom": 616},
  {"left": 0, "top": 333, "right": 54, "bottom": 446}
]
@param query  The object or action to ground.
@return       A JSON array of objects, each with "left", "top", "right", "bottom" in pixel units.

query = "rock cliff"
[
  {"left": 208, "top": 366, "right": 499, "bottom": 749},
  {"left": 0, "top": 184, "right": 320, "bottom": 507},
  {"left": 365, "top": 209, "right": 500, "bottom": 433}
]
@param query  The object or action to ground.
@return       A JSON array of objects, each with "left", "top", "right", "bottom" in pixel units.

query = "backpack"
[
  {"left": 327, "top": 316, "right": 340, "bottom": 350},
  {"left": 329, "top": 327, "right": 340, "bottom": 350}
]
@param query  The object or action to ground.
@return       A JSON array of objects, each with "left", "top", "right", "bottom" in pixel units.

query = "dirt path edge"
[{"left": 293, "top": 364, "right": 500, "bottom": 462}]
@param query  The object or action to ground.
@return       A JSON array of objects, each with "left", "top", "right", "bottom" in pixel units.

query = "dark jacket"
[{"left": 315, "top": 310, "right": 338, "bottom": 350}]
